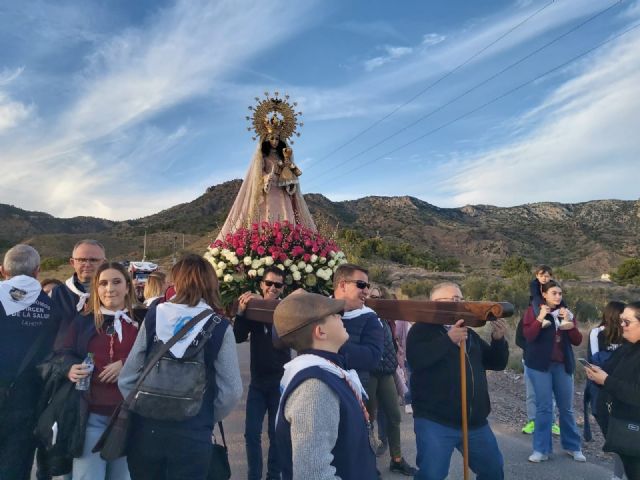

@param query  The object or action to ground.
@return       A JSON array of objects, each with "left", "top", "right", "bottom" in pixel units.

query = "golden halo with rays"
[{"left": 245, "top": 91, "right": 303, "bottom": 144}]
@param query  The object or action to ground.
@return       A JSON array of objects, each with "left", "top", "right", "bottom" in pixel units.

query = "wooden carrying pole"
[{"left": 459, "top": 338, "right": 470, "bottom": 480}]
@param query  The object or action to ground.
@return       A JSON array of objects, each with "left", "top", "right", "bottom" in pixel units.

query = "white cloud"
[
  {"left": 0, "top": 68, "right": 32, "bottom": 132},
  {"left": 363, "top": 45, "right": 413, "bottom": 71},
  {"left": 440, "top": 28, "right": 640, "bottom": 207},
  {"left": 422, "top": 33, "right": 445, "bottom": 46}
]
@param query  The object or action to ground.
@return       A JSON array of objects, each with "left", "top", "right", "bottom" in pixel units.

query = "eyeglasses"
[
  {"left": 621, "top": 318, "right": 639, "bottom": 327},
  {"left": 345, "top": 280, "right": 371, "bottom": 290},
  {"left": 433, "top": 296, "right": 464, "bottom": 302},
  {"left": 263, "top": 280, "right": 284, "bottom": 289},
  {"left": 72, "top": 257, "right": 104, "bottom": 264}
]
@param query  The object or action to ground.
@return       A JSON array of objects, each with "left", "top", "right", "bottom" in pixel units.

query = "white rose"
[
  {"left": 248, "top": 269, "right": 257, "bottom": 278},
  {"left": 211, "top": 247, "right": 220, "bottom": 256},
  {"left": 230, "top": 257, "right": 239, "bottom": 266},
  {"left": 223, "top": 274, "right": 233, "bottom": 283},
  {"left": 297, "top": 261, "right": 306, "bottom": 269},
  {"left": 310, "top": 254, "right": 318, "bottom": 263},
  {"left": 251, "top": 259, "right": 261, "bottom": 269},
  {"left": 257, "top": 267, "right": 265, "bottom": 276},
  {"left": 328, "top": 260, "right": 335, "bottom": 268},
  {"left": 289, "top": 264, "right": 298, "bottom": 272},
  {"left": 221, "top": 248, "right": 231, "bottom": 257},
  {"left": 319, "top": 256, "right": 327, "bottom": 264},
  {"left": 284, "top": 259, "right": 293, "bottom": 267},
  {"left": 215, "top": 269, "right": 223, "bottom": 278},
  {"left": 217, "top": 261, "right": 226, "bottom": 269},
  {"left": 292, "top": 271, "right": 302, "bottom": 281},
  {"left": 305, "top": 265, "right": 313, "bottom": 273},
  {"left": 265, "top": 256, "right": 274, "bottom": 266},
  {"left": 243, "top": 256, "right": 252, "bottom": 266},
  {"left": 277, "top": 264, "right": 285, "bottom": 271}
]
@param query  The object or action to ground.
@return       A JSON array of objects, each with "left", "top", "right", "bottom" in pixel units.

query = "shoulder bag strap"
[
  {"left": 122, "top": 308, "right": 214, "bottom": 406},
  {"left": 217, "top": 421, "right": 228, "bottom": 449}
]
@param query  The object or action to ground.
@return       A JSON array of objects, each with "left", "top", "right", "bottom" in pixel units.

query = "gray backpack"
[{"left": 129, "top": 309, "right": 224, "bottom": 421}]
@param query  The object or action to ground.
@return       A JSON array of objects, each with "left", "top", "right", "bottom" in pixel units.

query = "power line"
[
  {"left": 305, "top": 0, "right": 556, "bottom": 171},
  {"left": 323, "top": 20, "right": 640, "bottom": 184},
  {"left": 305, "top": 0, "right": 622, "bottom": 189}
]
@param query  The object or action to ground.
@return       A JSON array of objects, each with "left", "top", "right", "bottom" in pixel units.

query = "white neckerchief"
[
  {"left": 143, "top": 296, "right": 161, "bottom": 307},
  {"left": 0, "top": 275, "right": 42, "bottom": 316},
  {"left": 99, "top": 306, "right": 138, "bottom": 342},
  {"left": 277, "top": 353, "right": 367, "bottom": 424},
  {"left": 341, "top": 305, "right": 376, "bottom": 320},
  {"left": 65, "top": 276, "right": 90, "bottom": 312},
  {"left": 155, "top": 300, "right": 213, "bottom": 358}
]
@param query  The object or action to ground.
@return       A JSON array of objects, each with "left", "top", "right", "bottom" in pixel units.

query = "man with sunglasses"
[
  {"left": 234, "top": 265, "right": 291, "bottom": 480},
  {"left": 51, "top": 239, "right": 106, "bottom": 347}
]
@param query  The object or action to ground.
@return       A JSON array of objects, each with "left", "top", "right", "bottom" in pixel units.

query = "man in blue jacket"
[{"left": 0, "top": 244, "right": 59, "bottom": 480}]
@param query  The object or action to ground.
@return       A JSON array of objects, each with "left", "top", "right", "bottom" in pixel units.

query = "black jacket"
[
  {"left": 407, "top": 323, "right": 509, "bottom": 428},
  {"left": 598, "top": 342, "right": 640, "bottom": 425}
]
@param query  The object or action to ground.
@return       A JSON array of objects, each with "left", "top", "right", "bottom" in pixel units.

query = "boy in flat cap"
[{"left": 274, "top": 291, "right": 378, "bottom": 480}]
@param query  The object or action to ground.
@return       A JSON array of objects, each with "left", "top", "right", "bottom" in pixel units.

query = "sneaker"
[
  {"left": 566, "top": 450, "right": 586, "bottom": 462},
  {"left": 551, "top": 423, "right": 561, "bottom": 436},
  {"left": 522, "top": 420, "right": 535, "bottom": 434},
  {"left": 390, "top": 458, "right": 417, "bottom": 476},
  {"left": 405, "top": 404, "right": 413, "bottom": 414},
  {"left": 528, "top": 451, "right": 549, "bottom": 463},
  {"left": 375, "top": 440, "right": 388, "bottom": 457}
]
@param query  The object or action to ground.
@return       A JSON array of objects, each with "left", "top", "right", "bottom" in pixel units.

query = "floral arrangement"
[{"left": 205, "top": 220, "right": 348, "bottom": 307}]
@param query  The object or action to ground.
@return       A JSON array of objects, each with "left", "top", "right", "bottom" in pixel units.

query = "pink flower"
[
  {"left": 236, "top": 247, "right": 245, "bottom": 256},
  {"left": 303, "top": 253, "right": 311, "bottom": 262},
  {"left": 256, "top": 246, "right": 265, "bottom": 255}
]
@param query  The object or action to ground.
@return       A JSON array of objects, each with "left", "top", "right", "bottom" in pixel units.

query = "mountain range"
[{"left": 1, "top": 180, "right": 638, "bottom": 277}]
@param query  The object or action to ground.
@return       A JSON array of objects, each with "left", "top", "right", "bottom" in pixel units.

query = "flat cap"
[{"left": 274, "top": 291, "right": 345, "bottom": 337}]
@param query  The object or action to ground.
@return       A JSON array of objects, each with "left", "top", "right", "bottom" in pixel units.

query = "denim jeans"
[
  {"left": 245, "top": 382, "right": 281, "bottom": 480},
  {"left": 73, "top": 413, "right": 130, "bottom": 480},
  {"left": 414, "top": 417, "right": 503, "bottom": 480},
  {"left": 127, "top": 429, "right": 212, "bottom": 480},
  {"left": 524, "top": 363, "right": 556, "bottom": 422},
  {"left": 527, "top": 362, "right": 581, "bottom": 454}
]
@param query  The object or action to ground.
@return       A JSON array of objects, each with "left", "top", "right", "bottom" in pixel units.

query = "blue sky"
[{"left": 1, "top": 0, "right": 639, "bottom": 220}]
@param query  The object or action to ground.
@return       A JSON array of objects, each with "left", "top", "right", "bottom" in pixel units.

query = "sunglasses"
[
  {"left": 345, "top": 280, "right": 371, "bottom": 290},
  {"left": 263, "top": 280, "right": 284, "bottom": 289}
]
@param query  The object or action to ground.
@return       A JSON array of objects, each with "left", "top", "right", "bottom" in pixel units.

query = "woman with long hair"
[
  {"left": 119, "top": 254, "right": 242, "bottom": 480},
  {"left": 142, "top": 271, "right": 167, "bottom": 307},
  {"left": 63, "top": 262, "right": 139, "bottom": 479},
  {"left": 587, "top": 300, "right": 625, "bottom": 480},
  {"left": 523, "top": 280, "right": 585, "bottom": 464},
  {"left": 586, "top": 301, "right": 640, "bottom": 479}
]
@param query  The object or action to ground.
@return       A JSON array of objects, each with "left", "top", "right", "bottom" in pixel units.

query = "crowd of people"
[{"left": 1, "top": 241, "right": 640, "bottom": 480}]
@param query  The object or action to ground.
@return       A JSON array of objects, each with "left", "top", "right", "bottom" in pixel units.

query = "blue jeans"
[
  {"left": 414, "top": 417, "right": 503, "bottom": 480},
  {"left": 245, "top": 382, "right": 281, "bottom": 480},
  {"left": 527, "top": 363, "right": 581, "bottom": 454},
  {"left": 74, "top": 413, "right": 130, "bottom": 480},
  {"left": 524, "top": 363, "right": 556, "bottom": 422}
]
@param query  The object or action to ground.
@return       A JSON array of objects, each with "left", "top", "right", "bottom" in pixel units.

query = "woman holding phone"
[
  {"left": 586, "top": 301, "right": 640, "bottom": 480},
  {"left": 523, "top": 280, "right": 585, "bottom": 464}
]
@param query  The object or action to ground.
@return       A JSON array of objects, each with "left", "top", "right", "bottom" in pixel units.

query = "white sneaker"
[
  {"left": 405, "top": 404, "right": 413, "bottom": 414},
  {"left": 528, "top": 451, "right": 549, "bottom": 463},
  {"left": 566, "top": 450, "right": 586, "bottom": 462}
]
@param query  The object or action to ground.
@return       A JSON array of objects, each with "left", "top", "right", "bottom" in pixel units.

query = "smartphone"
[{"left": 578, "top": 358, "right": 594, "bottom": 369}]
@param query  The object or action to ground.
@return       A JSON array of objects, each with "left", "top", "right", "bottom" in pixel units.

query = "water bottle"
[{"left": 75, "top": 352, "right": 95, "bottom": 391}]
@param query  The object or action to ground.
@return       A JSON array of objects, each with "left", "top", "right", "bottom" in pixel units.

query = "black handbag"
[
  {"left": 208, "top": 422, "right": 231, "bottom": 480},
  {"left": 92, "top": 309, "right": 213, "bottom": 460},
  {"left": 603, "top": 413, "right": 640, "bottom": 457}
]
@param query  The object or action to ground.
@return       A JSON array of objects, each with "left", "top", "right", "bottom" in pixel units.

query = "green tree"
[
  {"left": 612, "top": 258, "right": 640, "bottom": 286},
  {"left": 501, "top": 255, "right": 532, "bottom": 278}
]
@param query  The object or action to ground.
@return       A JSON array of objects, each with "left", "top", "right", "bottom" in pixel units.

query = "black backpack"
[{"left": 129, "top": 311, "right": 226, "bottom": 421}]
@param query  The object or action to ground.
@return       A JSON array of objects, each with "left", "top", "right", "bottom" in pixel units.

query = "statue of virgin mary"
[{"left": 216, "top": 93, "right": 316, "bottom": 240}]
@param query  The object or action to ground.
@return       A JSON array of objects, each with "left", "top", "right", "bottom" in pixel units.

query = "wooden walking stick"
[{"left": 460, "top": 337, "right": 470, "bottom": 480}]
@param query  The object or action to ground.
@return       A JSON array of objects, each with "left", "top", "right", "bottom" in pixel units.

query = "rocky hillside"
[{"left": 1, "top": 181, "right": 638, "bottom": 276}]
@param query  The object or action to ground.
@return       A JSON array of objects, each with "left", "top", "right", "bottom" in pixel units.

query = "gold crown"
[{"left": 246, "top": 91, "right": 303, "bottom": 143}]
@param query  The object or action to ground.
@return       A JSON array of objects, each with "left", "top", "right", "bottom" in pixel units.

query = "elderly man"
[
  {"left": 234, "top": 265, "right": 291, "bottom": 480},
  {"left": 0, "top": 244, "right": 60, "bottom": 480},
  {"left": 407, "top": 282, "right": 509, "bottom": 480},
  {"left": 51, "top": 239, "right": 106, "bottom": 344}
]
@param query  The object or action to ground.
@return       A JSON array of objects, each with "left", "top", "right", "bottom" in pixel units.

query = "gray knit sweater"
[
  {"left": 118, "top": 322, "right": 243, "bottom": 423},
  {"left": 284, "top": 378, "right": 342, "bottom": 480}
]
